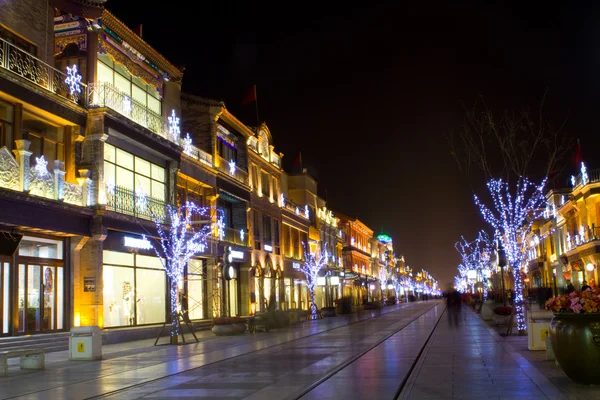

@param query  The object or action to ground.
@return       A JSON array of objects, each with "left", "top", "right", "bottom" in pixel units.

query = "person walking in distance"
[{"left": 446, "top": 289, "right": 461, "bottom": 327}]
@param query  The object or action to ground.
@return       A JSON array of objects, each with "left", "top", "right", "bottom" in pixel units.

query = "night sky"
[{"left": 105, "top": 1, "right": 600, "bottom": 286}]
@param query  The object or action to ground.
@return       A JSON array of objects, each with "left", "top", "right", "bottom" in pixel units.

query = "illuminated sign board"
[
  {"left": 264, "top": 244, "right": 273, "bottom": 252},
  {"left": 377, "top": 234, "right": 392, "bottom": 244},
  {"left": 123, "top": 236, "right": 152, "bottom": 250}
]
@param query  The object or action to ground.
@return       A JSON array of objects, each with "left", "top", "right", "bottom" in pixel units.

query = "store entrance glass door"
[{"left": 18, "top": 264, "right": 64, "bottom": 333}]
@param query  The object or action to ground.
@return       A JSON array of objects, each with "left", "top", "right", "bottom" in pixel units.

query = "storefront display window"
[
  {"left": 103, "top": 250, "right": 166, "bottom": 328},
  {"left": 187, "top": 259, "right": 204, "bottom": 320}
]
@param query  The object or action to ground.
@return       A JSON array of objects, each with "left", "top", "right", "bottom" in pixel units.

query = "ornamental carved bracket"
[{"left": 54, "top": 34, "right": 87, "bottom": 56}]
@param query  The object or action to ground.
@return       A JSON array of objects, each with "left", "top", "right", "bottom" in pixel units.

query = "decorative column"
[
  {"left": 78, "top": 169, "right": 91, "bottom": 206},
  {"left": 13, "top": 139, "right": 32, "bottom": 192},
  {"left": 54, "top": 160, "right": 65, "bottom": 201}
]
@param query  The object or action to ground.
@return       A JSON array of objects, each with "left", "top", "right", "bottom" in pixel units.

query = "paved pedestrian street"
[{"left": 3, "top": 302, "right": 600, "bottom": 399}]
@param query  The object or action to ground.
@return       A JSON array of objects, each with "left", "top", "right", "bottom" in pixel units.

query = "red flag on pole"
[
  {"left": 574, "top": 139, "right": 583, "bottom": 165},
  {"left": 241, "top": 84, "right": 257, "bottom": 106}
]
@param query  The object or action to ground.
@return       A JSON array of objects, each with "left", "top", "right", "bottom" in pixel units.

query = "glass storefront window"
[
  {"left": 102, "top": 251, "right": 166, "bottom": 328},
  {"left": 136, "top": 268, "right": 165, "bottom": 324},
  {"left": 19, "top": 236, "right": 63, "bottom": 259},
  {"left": 103, "top": 265, "right": 135, "bottom": 327}
]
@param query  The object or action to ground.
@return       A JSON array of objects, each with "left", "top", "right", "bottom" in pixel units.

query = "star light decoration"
[
  {"left": 35, "top": 155, "right": 48, "bottom": 176},
  {"left": 228, "top": 160, "right": 236, "bottom": 175},
  {"left": 168, "top": 110, "right": 180, "bottom": 142},
  {"left": 65, "top": 64, "right": 82, "bottom": 96},
  {"left": 296, "top": 242, "right": 329, "bottom": 319},
  {"left": 474, "top": 177, "right": 547, "bottom": 332},
  {"left": 145, "top": 202, "right": 221, "bottom": 342},
  {"left": 183, "top": 133, "right": 193, "bottom": 156}
]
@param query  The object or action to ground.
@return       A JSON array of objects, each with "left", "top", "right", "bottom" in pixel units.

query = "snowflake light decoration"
[
  {"left": 304, "top": 205, "right": 309, "bottom": 219},
  {"left": 217, "top": 217, "right": 225, "bottom": 241},
  {"left": 123, "top": 96, "right": 132, "bottom": 115},
  {"left": 228, "top": 160, "right": 236, "bottom": 175},
  {"left": 183, "top": 133, "right": 193, "bottom": 156},
  {"left": 240, "top": 229, "right": 245, "bottom": 242},
  {"left": 581, "top": 162, "right": 589, "bottom": 185},
  {"left": 35, "top": 155, "right": 48, "bottom": 176},
  {"left": 571, "top": 175, "right": 576, "bottom": 187},
  {"left": 279, "top": 193, "right": 284, "bottom": 207},
  {"left": 135, "top": 188, "right": 148, "bottom": 211},
  {"left": 168, "top": 109, "right": 180, "bottom": 142},
  {"left": 65, "top": 64, "right": 82, "bottom": 96}
]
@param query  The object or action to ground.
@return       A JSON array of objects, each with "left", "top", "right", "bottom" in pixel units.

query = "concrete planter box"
[
  {"left": 481, "top": 301, "right": 496, "bottom": 321},
  {"left": 211, "top": 324, "right": 246, "bottom": 336}
]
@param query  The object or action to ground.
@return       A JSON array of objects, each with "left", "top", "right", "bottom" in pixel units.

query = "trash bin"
[
  {"left": 527, "top": 310, "right": 553, "bottom": 350},
  {"left": 69, "top": 326, "right": 102, "bottom": 360}
]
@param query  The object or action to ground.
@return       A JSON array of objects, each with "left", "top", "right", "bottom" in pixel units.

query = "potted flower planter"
[{"left": 546, "top": 288, "right": 600, "bottom": 385}]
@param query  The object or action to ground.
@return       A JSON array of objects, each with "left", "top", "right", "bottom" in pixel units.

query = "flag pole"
[{"left": 254, "top": 84, "right": 260, "bottom": 125}]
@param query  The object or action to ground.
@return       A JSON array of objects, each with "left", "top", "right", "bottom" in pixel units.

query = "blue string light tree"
[
  {"left": 296, "top": 243, "right": 330, "bottom": 319},
  {"left": 455, "top": 230, "right": 493, "bottom": 299},
  {"left": 146, "top": 201, "right": 222, "bottom": 344},
  {"left": 449, "top": 93, "right": 571, "bottom": 335},
  {"left": 475, "top": 179, "right": 546, "bottom": 333}
]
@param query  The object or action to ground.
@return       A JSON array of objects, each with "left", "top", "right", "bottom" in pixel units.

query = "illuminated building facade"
[
  {"left": 337, "top": 213, "right": 375, "bottom": 305},
  {"left": 247, "top": 123, "right": 284, "bottom": 312}
]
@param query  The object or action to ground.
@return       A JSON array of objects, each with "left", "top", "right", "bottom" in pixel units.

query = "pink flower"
[
  {"left": 572, "top": 303, "right": 583, "bottom": 313},
  {"left": 571, "top": 297, "right": 580, "bottom": 306}
]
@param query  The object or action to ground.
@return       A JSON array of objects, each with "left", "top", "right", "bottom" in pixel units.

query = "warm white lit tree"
[
  {"left": 147, "top": 201, "right": 220, "bottom": 343},
  {"left": 296, "top": 243, "right": 329, "bottom": 318}
]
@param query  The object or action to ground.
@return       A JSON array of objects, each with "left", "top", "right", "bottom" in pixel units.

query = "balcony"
[
  {"left": 247, "top": 136, "right": 281, "bottom": 169},
  {"left": 565, "top": 226, "right": 600, "bottom": 252},
  {"left": 572, "top": 168, "right": 600, "bottom": 189},
  {"left": 88, "top": 82, "right": 182, "bottom": 146},
  {"left": 183, "top": 143, "right": 213, "bottom": 168},
  {"left": 215, "top": 226, "right": 249, "bottom": 247},
  {"left": 282, "top": 197, "right": 309, "bottom": 220},
  {"left": 105, "top": 184, "right": 167, "bottom": 221},
  {"left": 215, "top": 155, "right": 248, "bottom": 185},
  {"left": 0, "top": 37, "right": 87, "bottom": 106},
  {"left": 0, "top": 141, "right": 92, "bottom": 207}
]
